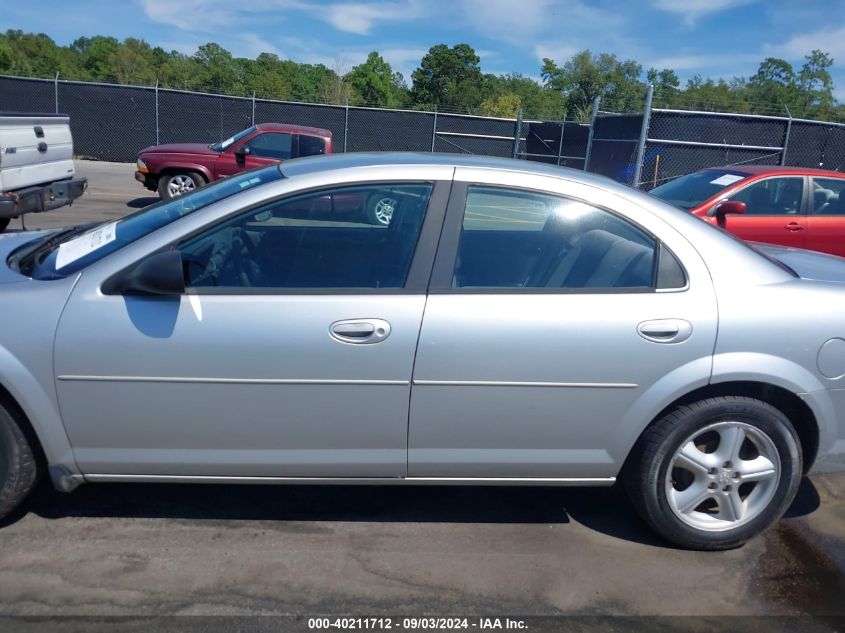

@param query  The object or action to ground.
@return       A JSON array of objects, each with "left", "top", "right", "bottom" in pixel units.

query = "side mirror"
[
  {"left": 114, "top": 251, "right": 186, "bottom": 296},
  {"left": 714, "top": 200, "right": 746, "bottom": 227},
  {"left": 234, "top": 146, "right": 250, "bottom": 161}
]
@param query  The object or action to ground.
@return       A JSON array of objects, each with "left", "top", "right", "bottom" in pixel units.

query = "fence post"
[
  {"left": 155, "top": 80, "right": 160, "bottom": 146},
  {"left": 557, "top": 116, "right": 566, "bottom": 166},
  {"left": 583, "top": 96, "right": 601, "bottom": 172},
  {"left": 780, "top": 105, "right": 792, "bottom": 166},
  {"left": 631, "top": 83, "right": 654, "bottom": 188},
  {"left": 54, "top": 72, "right": 59, "bottom": 113},
  {"left": 431, "top": 107, "right": 438, "bottom": 152},
  {"left": 343, "top": 99, "right": 349, "bottom": 153},
  {"left": 251, "top": 91, "right": 256, "bottom": 127},
  {"left": 512, "top": 108, "right": 523, "bottom": 159}
]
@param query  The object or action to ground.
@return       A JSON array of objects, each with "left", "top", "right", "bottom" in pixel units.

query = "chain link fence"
[
  {"left": 2, "top": 73, "right": 845, "bottom": 188},
  {"left": 0, "top": 75, "right": 521, "bottom": 162}
]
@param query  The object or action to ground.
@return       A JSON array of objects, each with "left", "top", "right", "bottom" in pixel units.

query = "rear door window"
[
  {"left": 452, "top": 186, "right": 658, "bottom": 290},
  {"left": 812, "top": 177, "right": 845, "bottom": 215}
]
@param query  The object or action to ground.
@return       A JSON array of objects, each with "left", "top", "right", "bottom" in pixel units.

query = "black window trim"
[
  {"left": 103, "top": 179, "right": 452, "bottom": 296},
  {"left": 428, "top": 181, "right": 686, "bottom": 295}
]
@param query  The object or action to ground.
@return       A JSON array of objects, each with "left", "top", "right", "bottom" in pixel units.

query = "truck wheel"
[
  {"left": 0, "top": 400, "right": 39, "bottom": 522},
  {"left": 367, "top": 194, "right": 397, "bottom": 226},
  {"left": 0, "top": 218, "right": 9, "bottom": 233},
  {"left": 158, "top": 172, "right": 205, "bottom": 200},
  {"left": 625, "top": 396, "right": 802, "bottom": 550}
]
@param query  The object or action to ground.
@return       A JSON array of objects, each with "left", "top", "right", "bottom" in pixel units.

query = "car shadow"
[
  {"left": 127, "top": 196, "right": 159, "bottom": 209},
  {"left": 9, "top": 477, "right": 823, "bottom": 549}
]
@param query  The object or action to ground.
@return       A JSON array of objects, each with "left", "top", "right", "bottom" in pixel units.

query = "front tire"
[
  {"left": 158, "top": 171, "right": 205, "bottom": 200},
  {"left": 0, "top": 401, "right": 39, "bottom": 522},
  {"left": 0, "top": 218, "right": 10, "bottom": 233},
  {"left": 626, "top": 396, "right": 802, "bottom": 550}
]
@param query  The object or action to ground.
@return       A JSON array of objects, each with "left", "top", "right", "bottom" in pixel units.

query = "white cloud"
[
  {"left": 323, "top": 1, "right": 424, "bottom": 35},
  {"left": 648, "top": 52, "right": 762, "bottom": 71},
  {"left": 652, "top": 0, "right": 757, "bottom": 25},
  {"left": 766, "top": 25, "right": 845, "bottom": 59},
  {"left": 463, "top": 0, "right": 621, "bottom": 43},
  {"left": 240, "top": 33, "right": 282, "bottom": 58},
  {"left": 534, "top": 44, "right": 578, "bottom": 64},
  {"left": 139, "top": 0, "right": 308, "bottom": 31}
]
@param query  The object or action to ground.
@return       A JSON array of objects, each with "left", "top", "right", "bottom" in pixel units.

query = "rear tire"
[
  {"left": 0, "top": 218, "right": 10, "bottom": 233},
  {"left": 0, "top": 401, "right": 39, "bottom": 522},
  {"left": 158, "top": 171, "right": 205, "bottom": 200},
  {"left": 626, "top": 396, "right": 802, "bottom": 550}
]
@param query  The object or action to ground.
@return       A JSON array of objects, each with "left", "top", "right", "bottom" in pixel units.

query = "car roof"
[
  {"left": 706, "top": 164, "right": 845, "bottom": 178},
  {"left": 254, "top": 122, "right": 332, "bottom": 138},
  {"left": 281, "top": 151, "right": 627, "bottom": 189}
]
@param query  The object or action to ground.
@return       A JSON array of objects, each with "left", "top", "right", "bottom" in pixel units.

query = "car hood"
[
  {"left": 139, "top": 143, "right": 220, "bottom": 156},
  {"left": 0, "top": 230, "right": 55, "bottom": 284},
  {"left": 751, "top": 242, "right": 845, "bottom": 282}
]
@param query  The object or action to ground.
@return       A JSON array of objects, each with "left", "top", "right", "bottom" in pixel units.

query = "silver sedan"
[{"left": 0, "top": 154, "right": 843, "bottom": 550}]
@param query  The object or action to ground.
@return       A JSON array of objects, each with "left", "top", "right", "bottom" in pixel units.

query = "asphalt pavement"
[{"left": 0, "top": 160, "right": 843, "bottom": 626}]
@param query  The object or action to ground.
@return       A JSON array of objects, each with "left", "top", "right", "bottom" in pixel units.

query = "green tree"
[
  {"left": 479, "top": 93, "right": 521, "bottom": 118},
  {"left": 542, "top": 50, "right": 645, "bottom": 119},
  {"left": 411, "top": 43, "right": 483, "bottom": 111},
  {"left": 647, "top": 67, "right": 680, "bottom": 107},
  {"left": 158, "top": 52, "right": 201, "bottom": 90},
  {"left": 798, "top": 50, "right": 835, "bottom": 117},
  {"left": 71, "top": 36, "right": 119, "bottom": 81},
  {"left": 193, "top": 42, "right": 235, "bottom": 92},
  {"left": 348, "top": 52, "right": 405, "bottom": 107},
  {"left": 747, "top": 58, "right": 797, "bottom": 114},
  {"left": 482, "top": 73, "right": 566, "bottom": 119},
  {"left": 110, "top": 38, "right": 156, "bottom": 85}
]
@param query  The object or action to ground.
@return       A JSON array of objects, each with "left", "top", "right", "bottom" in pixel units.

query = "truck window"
[{"left": 299, "top": 135, "right": 327, "bottom": 157}]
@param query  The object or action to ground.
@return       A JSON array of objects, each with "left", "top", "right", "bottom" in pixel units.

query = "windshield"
[
  {"left": 650, "top": 170, "right": 749, "bottom": 210},
  {"left": 210, "top": 126, "right": 257, "bottom": 152},
  {"left": 14, "top": 165, "right": 283, "bottom": 280}
]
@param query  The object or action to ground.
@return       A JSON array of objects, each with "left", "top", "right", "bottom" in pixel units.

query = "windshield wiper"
[{"left": 10, "top": 222, "right": 100, "bottom": 273}]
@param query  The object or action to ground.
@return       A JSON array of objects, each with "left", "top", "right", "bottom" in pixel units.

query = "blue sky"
[{"left": 3, "top": 0, "right": 845, "bottom": 99}]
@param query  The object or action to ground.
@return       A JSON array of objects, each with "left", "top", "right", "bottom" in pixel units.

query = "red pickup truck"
[{"left": 135, "top": 123, "right": 333, "bottom": 200}]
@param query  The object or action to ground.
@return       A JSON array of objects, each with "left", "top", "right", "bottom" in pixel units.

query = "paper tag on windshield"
[
  {"left": 710, "top": 174, "right": 745, "bottom": 187},
  {"left": 55, "top": 222, "right": 117, "bottom": 269}
]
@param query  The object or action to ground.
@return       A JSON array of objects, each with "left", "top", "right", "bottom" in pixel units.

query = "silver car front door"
[
  {"left": 54, "top": 180, "right": 449, "bottom": 479},
  {"left": 408, "top": 169, "right": 718, "bottom": 481}
]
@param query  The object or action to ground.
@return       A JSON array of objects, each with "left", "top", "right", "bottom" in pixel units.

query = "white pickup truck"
[{"left": 0, "top": 113, "right": 87, "bottom": 232}]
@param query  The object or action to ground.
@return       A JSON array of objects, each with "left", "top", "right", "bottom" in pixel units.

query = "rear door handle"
[
  {"left": 637, "top": 319, "right": 692, "bottom": 344},
  {"left": 784, "top": 222, "right": 805, "bottom": 231},
  {"left": 330, "top": 319, "right": 391, "bottom": 344}
]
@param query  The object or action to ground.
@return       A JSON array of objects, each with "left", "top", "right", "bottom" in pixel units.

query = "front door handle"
[
  {"left": 637, "top": 319, "right": 692, "bottom": 344},
  {"left": 784, "top": 222, "right": 805, "bottom": 231},
  {"left": 330, "top": 319, "right": 391, "bottom": 344}
]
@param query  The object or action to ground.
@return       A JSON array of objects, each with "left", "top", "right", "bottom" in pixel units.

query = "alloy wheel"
[{"left": 665, "top": 421, "right": 780, "bottom": 531}]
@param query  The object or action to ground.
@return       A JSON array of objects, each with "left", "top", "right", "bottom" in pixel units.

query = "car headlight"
[{"left": 136, "top": 158, "right": 149, "bottom": 173}]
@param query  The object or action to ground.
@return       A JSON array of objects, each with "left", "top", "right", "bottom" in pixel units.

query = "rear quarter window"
[{"left": 299, "top": 135, "right": 328, "bottom": 157}]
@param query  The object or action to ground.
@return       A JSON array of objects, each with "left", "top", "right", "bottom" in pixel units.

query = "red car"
[
  {"left": 650, "top": 165, "right": 845, "bottom": 257},
  {"left": 135, "top": 123, "right": 333, "bottom": 200}
]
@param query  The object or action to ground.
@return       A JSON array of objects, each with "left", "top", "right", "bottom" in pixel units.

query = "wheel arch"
[
  {"left": 158, "top": 165, "right": 211, "bottom": 183},
  {"left": 0, "top": 381, "right": 47, "bottom": 472},
  {"left": 0, "top": 347, "right": 79, "bottom": 476},
  {"left": 622, "top": 381, "right": 819, "bottom": 478}
]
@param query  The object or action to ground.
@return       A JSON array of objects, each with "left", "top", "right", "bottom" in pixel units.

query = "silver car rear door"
[{"left": 408, "top": 167, "right": 718, "bottom": 481}]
